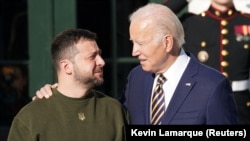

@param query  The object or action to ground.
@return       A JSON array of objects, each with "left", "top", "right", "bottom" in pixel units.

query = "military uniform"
[{"left": 180, "top": 5, "right": 250, "bottom": 124}]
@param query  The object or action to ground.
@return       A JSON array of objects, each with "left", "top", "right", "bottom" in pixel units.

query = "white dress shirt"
[{"left": 151, "top": 48, "right": 190, "bottom": 113}]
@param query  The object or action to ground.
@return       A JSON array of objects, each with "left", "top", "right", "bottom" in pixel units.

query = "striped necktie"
[{"left": 151, "top": 74, "right": 167, "bottom": 125}]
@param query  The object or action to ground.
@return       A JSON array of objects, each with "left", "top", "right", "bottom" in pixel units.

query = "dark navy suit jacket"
[{"left": 121, "top": 52, "right": 238, "bottom": 125}]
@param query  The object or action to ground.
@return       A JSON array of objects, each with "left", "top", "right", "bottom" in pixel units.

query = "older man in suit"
[{"left": 120, "top": 3, "right": 238, "bottom": 125}]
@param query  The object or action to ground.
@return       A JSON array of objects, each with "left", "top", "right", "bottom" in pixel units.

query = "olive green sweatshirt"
[{"left": 7, "top": 88, "right": 129, "bottom": 141}]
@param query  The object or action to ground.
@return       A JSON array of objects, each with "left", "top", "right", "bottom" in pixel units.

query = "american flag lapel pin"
[{"left": 185, "top": 83, "right": 191, "bottom": 86}]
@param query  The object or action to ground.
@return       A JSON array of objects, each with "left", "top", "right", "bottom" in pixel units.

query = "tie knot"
[{"left": 157, "top": 74, "right": 167, "bottom": 85}]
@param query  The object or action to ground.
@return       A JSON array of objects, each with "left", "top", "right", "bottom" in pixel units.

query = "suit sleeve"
[{"left": 206, "top": 77, "right": 238, "bottom": 124}]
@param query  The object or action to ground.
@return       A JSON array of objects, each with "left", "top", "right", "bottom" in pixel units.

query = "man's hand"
[{"left": 32, "top": 83, "right": 58, "bottom": 100}]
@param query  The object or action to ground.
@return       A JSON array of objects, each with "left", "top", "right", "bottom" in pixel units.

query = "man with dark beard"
[{"left": 7, "top": 29, "right": 129, "bottom": 141}]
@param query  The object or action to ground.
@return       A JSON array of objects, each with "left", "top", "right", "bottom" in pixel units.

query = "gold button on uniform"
[
  {"left": 246, "top": 101, "right": 250, "bottom": 107},
  {"left": 221, "top": 61, "right": 228, "bottom": 67},
  {"left": 221, "top": 20, "right": 228, "bottom": 26},
  {"left": 197, "top": 50, "right": 209, "bottom": 62},
  {"left": 221, "top": 29, "right": 228, "bottom": 35},
  {"left": 244, "top": 44, "right": 249, "bottom": 49},
  {"left": 201, "top": 41, "right": 206, "bottom": 47},
  {"left": 222, "top": 72, "right": 228, "bottom": 77},
  {"left": 228, "top": 9, "right": 233, "bottom": 15},
  {"left": 215, "top": 11, "right": 220, "bottom": 16},
  {"left": 201, "top": 12, "right": 206, "bottom": 17},
  {"left": 221, "top": 49, "right": 229, "bottom": 56},
  {"left": 222, "top": 39, "right": 229, "bottom": 45}
]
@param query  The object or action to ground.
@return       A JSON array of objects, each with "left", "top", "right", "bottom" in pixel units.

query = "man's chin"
[
  {"left": 141, "top": 65, "right": 151, "bottom": 72},
  {"left": 95, "top": 78, "right": 104, "bottom": 86}
]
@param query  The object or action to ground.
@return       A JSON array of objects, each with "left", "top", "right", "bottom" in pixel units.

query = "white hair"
[{"left": 129, "top": 3, "right": 185, "bottom": 47}]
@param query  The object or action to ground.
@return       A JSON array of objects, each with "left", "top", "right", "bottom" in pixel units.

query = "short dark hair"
[{"left": 51, "top": 29, "right": 97, "bottom": 69}]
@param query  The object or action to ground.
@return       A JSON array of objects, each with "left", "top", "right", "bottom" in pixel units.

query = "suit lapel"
[
  {"left": 143, "top": 73, "right": 155, "bottom": 124},
  {"left": 162, "top": 54, "right": 199, "bottom": 124}
]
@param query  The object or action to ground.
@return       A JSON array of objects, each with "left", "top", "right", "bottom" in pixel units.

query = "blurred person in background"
[
  {"left": 163, "top": 0, "right": 250, "bottom": 124},
  {"left": 0, "top": 64, "right": 30, "bottom": 127}
]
